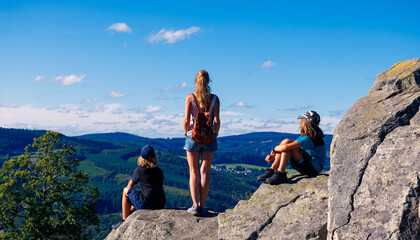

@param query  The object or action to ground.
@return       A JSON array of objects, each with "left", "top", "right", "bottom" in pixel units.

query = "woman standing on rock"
[
  {"left": 183, "top": 70, "right": 221, "bottom": 216},
  {"left": 257, "top": 110, "right": 326, "bottom": 185}
]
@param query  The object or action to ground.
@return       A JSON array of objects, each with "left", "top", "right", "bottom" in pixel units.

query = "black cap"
[
  {"left": 297, "top": 110, "right": 321, "bottom": 126},
  {"left": 140, "top": 145, "right": 155, "bottom": 159}
]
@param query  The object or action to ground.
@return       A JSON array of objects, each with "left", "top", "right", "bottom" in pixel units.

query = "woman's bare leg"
[
  {"left": 199, "top": 151, "right": 214, "bottom": 207},
  {"left": 187, "top": 151, "right": 201, "bottom": 207}
]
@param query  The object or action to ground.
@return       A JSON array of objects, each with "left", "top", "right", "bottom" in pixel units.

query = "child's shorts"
[
  {"left": 290, "top": 149, "right": 319, "bottom": 176},
  {"left": 183, "top": 133, "right": 218, "bottom": 152},
  {"left": 127, "top": 189, "right": 144, "bottom": 210}
]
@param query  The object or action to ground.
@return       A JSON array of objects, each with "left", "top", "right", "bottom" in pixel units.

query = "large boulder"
[
  {"left": 218, "top": 174, "right": 329, "bottom": 240},
  {"left": 328, "top": 58, "right": 420, "bottom": 239},
  {"left": 105, "top": 173, "right": 329, "bottom": 240},
  {"left": 105, "top": 209, "right": 219, "bottom": 240}
]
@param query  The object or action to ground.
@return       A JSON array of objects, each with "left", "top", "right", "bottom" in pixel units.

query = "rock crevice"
[
  {"left": 248, "top": 195, "right": 301, "bottom": 240},
  {"left": 328, "top": 58, "right": 420, "bottom": 239},
  {"left": 219, "top": 174, "right": 329, "bottom": 240},
  {"left": 331, "top": 93, "right": 420, "bottom": 239}
]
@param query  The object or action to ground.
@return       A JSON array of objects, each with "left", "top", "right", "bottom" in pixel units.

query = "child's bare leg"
[
  {"left": 278, "top": 142, "right": 303, "bottom": 173},
  {"left": 270, "top": 153, "right": 282, "bottom": 170},
  {"left": 291, "top": 147, "right": 302, "bottom": 161},
  {"left": 122, "top": 187, "right": 135, "bottom": 220},
  {"left": 271, "top": 150, "right": 291, "bottom": 172},
  {"left": 271, "top": 138, "right": 293, "bottom": 171},
  {"left": 278, "top": 151, "right": 292, "bottom": 173}
]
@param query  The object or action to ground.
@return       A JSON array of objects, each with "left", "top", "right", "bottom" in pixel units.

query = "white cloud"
[
  {"left": 51, "top": 74, "right": 86, "bottom": 85},
  {"left": 328, "top": 110, "right": 344, "bottom": 117},
  {"left": 0, "top": 104, "right": 340, "bottom": 138},
  {"left": 229, "top": 101, "right": 253, "bottom": 108},
  {"left": 219, "top": 117, "right": 295, "bottom": 136},
  {"left": 318, "top": 116, "right": 341, "bottom": 134},
  {"left": 107, "top": 91, "right": 127, "bottom": 98},
  {"left": 156, "top": 96, "right": 168, "bottom": 100},
  {"left": 221, "top": 111, "right": 241, "bottom": 116},
  {"left": 0, "top": 104, "right": 20, "bottom": 108},
  {"left": 148, "top": 26, "right": 200, "bottom": 44},
  {"left": 81, "top": 97, "right": 98, "bottom": 104},
  {"left": 89, "top": 104, "right": 123, "bottom": 114},
  {"left": 47, "top": 106, "right": 71, "bottom": 113},
  {"left": 162, "top": 82, "right": 187, "bottom": 91},
  {"left": 0, "top": 104, "right": 184, "bottom": 138},
  {"left": 107, "top": 23, "right": 132, "bottom": 33},
  {"left": 259, "top": 61, "right": 276, "bottom": 69},
  {"left": 145, "top": 105, "right": 162, "bottom": 113},
  {"left": 283, "top": 105, "right": 313, "bottom": 112},
  {"left": 130, "top": 105, "right": 163, "bottom": 113},
  {"left": 31, "top": 75, "right": 44, "bottom": 83}
]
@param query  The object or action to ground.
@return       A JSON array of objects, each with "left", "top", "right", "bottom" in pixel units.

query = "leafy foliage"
[{"left": 0, "top": 132, "right": 99, "bottom": 240}]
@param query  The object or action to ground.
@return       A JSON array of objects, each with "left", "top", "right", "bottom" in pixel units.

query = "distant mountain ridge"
[
  {"left": 0, "top": 127, "right": 124, "bottom": 156},
  {"left": 75, "top": 131, "right": 334, "bottom": 168},
  {"left": 77, "top": 132, "right": 150, "bottom": 143},
  {"left": 1, "top": 128, "right": 333, "bottom": 168}
]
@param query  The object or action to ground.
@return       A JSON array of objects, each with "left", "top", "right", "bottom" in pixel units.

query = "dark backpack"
[{"left": 191, "top": 94, "right": 217, "bottom": 145}]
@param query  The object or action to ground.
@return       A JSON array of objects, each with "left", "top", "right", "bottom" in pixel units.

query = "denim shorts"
[
  {"left": 183, "top": 134, "right": 218, "bottom": 152},
  {"left": 127, "top": 188, "right": 144, "bottom": 210}
]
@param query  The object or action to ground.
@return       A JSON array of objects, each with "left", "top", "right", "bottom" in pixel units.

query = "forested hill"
[
  {"left": 0, "top": 128, "right": 333, "bottom": 166},
  {"left": 77, "top": 132, "right": 185, "bottom": 152},
  {"left": 0, "top": 127, "right": 125, "bottom": 156},
  {"left": 78, "top": 131, "right": 333, "bottom": 153}
]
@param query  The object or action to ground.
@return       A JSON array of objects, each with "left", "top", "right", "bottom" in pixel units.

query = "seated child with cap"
[
  {"left": 112, "top": 145, "right": 166, "bottom": 229},
  {"left": 257, "top": 110, "right": 326, "bottom": 185}
]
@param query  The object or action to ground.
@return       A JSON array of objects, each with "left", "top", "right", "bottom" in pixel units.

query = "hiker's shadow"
[
  {"left": 167, "top": 207, "right": 219, "bottom": 218},
  {"left": 286, "top": 172, "right": 329, "bottom": 184}
]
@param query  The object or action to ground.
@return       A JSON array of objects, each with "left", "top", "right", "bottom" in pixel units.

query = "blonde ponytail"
[{"left": 195, "top": 70, "right": 212, "bottom": 110}]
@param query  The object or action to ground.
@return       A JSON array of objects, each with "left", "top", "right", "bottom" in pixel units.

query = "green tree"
[{"left": 0, "top": 131, "right": 99, "bottom": 240}]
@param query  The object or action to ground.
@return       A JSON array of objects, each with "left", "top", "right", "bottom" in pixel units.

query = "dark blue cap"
[
  {"left": 141, "top": 145, "right": 155, "bottom": 159},
  {"left": 297, "top": 110, "right": 321, "bottom": 126}
]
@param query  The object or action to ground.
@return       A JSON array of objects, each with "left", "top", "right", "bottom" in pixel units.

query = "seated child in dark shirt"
[{"left": 112, "top": 145, "right": 166, "bottom": 229}]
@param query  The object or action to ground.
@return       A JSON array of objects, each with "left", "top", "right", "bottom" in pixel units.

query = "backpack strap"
[
  {"left": 191, "top": 94, "right": 202, "bottom": 113},
  {"left": 209, "top": 95, "right": 217, "bottom": 127},
  {"left": 192, "top": 93, "right": 217, "bottom": 115},
  {"left": 209, "top": 95, "right": 217, "bottom": 117}
]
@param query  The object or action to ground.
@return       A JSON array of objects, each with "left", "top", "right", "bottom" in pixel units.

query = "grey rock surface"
[
  {"left": 328, "top": 58, "right": 420, "bottom": 239},
  {"left": 218, "top": 174, "right": 329, "bottom": 240},
  {"left": 105, "top": 173, "right": 329, "bottom": 240},
  {"left": 105, "top": 209, "right": 219, "bottom": 240}
]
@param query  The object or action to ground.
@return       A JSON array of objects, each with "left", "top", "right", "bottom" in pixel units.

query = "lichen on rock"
[{"left": 328, "top": 58, "right": 420, "bottom": 239}]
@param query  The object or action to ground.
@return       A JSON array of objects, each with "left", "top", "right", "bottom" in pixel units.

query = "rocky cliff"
[
  {"left": 328, "top": 58, "right": 420, "bottom": 239},
  {"left": 105, "top": 173, "right": 329, "bottom": 240},
  {"left": 105, "top": 58, "right": 420, "bottom": 240},
  {"left": 105, "top": 208, "right": 219, "bottom": 240}
]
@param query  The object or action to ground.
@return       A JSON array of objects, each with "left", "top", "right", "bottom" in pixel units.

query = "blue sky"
[{"left": 1, "top": 0, "right": 419, "bottom": 138}]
